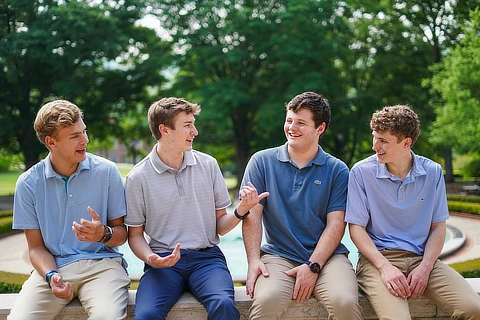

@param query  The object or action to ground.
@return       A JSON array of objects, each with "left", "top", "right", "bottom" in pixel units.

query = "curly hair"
[
  {"left": 148, "top": 97, "right": 201, "bottom": 140},
  {"left": 34, "top": 100, "right": 83, "bottom": 146},
  {"left": 370, "top": 105, "right": 420, "bottom": 145},
  {"left": 286, "top": 91, "right": 330, "bottom": 132}
]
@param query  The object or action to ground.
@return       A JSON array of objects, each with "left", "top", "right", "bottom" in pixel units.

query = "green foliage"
[
  {"left": 428, "top": 9, "right": 480, "bottom": 154},
  {"left": 447, "top": 195, "right": 480, "bottom": 204},
  {"left": 0, "top": 282, "right": 22, "bottom": 293},
  {"left": 463, "top": 156, "right": 480, "bottom": 180},
  {"left": 447, "top": 201, "right": 480, "bottom": 215},
  {"left": 450, "top": 258, "right": 480, "bottom": 278},
  {"left": 0, "top": 215, "right": 13, "bottom": 234},
  {"left": 0, "top": 0, "right": 171, "bottom": 170}
]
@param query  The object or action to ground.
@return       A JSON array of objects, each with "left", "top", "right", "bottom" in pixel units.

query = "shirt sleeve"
[
  {"left": 107, "top": 164, "right": 127, "bottom": 220},
  {"left": 12, "top": 173, "right": 40, "bottom": 230},
  {"left": 432, "top": 164, "right": 449, "bottom": 223},
  {"left": 124, "top": 171, "right": 146, "bottom": 226},
  {"left": 345, "top": 166, "right": 370, "bottom": 226}
]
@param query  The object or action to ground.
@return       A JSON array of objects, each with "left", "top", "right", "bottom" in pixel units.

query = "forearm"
[
  {"left": 310, "top": 219, "right": 345, "bottom": 265},
  {"left": 29, "top": 246, "right": 58, "bottom": 276},
  {"left": 349, "top": 223, "right": 393, "bottom": 271},
  {"left": 128, "top": 231, "right": 154, "bottom": 263},
  {"left": 216, "top": 212, "right": 241, "bottom": 236},
  {"left": 420, "top": 222, "right": 446, "bottom": 270},
  {"left": 242, "top": 210, "right": 263, "bottom": 262}
]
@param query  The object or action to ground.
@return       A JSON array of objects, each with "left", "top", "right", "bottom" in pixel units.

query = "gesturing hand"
[
  {"left": 72, "top": 206, "right": 104, "bottom": 242},
  {"left": 147, "top": 243, "right": 181, "bottom": 268}
]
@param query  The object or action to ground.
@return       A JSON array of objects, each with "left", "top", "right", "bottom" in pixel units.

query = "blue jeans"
[{"left": 134, "top": 246, "right": 239, "bottom": 320}]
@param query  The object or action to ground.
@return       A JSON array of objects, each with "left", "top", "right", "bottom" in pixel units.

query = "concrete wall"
[{"left": 1, "top": 279, "right": 479, "bottom": 319}]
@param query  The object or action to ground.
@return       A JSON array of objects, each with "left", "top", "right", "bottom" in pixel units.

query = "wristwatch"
[{"left": 306, "top": 260, "right": 322, "bottom": 274}]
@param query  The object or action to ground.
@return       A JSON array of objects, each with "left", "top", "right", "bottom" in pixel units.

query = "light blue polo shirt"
[
  {"left": 13, "top": 153, "right": 126, "bottom": 268},
  {"left": 241, "top": 143, "right": 349, "bottom": 264},
  {"left": 345, "top": 152, "right": 449, "bottom": 255}
]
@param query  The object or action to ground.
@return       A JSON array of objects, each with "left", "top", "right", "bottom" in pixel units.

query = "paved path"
[{"left": 1, "top": 213, "right": 479, "bottom": 275}]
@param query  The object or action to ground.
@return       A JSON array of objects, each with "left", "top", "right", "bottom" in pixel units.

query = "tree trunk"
[{"left": 443, "top": 147, "right": 454, "bottom": 183}]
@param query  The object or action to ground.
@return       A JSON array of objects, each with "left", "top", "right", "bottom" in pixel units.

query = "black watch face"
[{"left": 310, "top": 262, "right": 321, "bottom": 274}]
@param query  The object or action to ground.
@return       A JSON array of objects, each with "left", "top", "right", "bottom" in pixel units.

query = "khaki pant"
[
  {"left": 249, "top": 253, "right": 363, "bottom": 320},
  {"left": 8, "top": 257, "right": 130, "bottom": 320},
  {"left": 357, "top": 250, "right": 480, "bottom": 320}
]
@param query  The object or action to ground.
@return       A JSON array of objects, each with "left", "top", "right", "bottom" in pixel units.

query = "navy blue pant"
[{"left": 134, "top": 246, "right": 239, "bottom": 320}]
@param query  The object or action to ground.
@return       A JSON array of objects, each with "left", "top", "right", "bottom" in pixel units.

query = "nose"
[
  {"left": 82, "top": 131, "right": 89, "bottom": 144},
  {"left": 191, "top": 124, "right": 198, "bottom": 136}
]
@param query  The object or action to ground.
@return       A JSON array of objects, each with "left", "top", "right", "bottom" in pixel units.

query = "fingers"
[{"left": 87, "top": 206, "right": 101, "bottom": 221}]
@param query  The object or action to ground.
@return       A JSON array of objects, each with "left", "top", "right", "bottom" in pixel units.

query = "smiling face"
[
  {"left": 161, "top": 111, "right": 198, "bottom": 153},
  {"left": 372, "top": 130, "right": 411, "bottom": 165},
  {"left": 284, "top": 108, "right": 325, "bottom": 153},
  {"left": 46, "top": 119, "right": 89, "bottom": 176}
]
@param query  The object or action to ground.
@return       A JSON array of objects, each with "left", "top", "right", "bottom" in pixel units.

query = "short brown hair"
[
  {"left": 370, "top": 105, "right": 420, "bottom": 144},
  {"left": 286, "top": 92, "right": 331, "bottom": 132},
  {"left": 34, "top": 100, "right": 83, "bottom": 146},
  {"left": 148, "top": 97, "right": 201, "bottom": 140}
]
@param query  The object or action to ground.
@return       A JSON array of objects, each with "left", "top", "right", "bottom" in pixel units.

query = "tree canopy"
[{"left": 0, "top": 0, "right": 170, "bottom": 169}]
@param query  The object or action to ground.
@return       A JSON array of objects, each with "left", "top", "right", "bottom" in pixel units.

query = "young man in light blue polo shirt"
[
  {"left": 241, "top": 91, "right": 363, "bottom": 319},
  {"left": 346, "top": 105, "right": 480, "bottom": 319},
  {"left": 9, "top": 100, "right": 130, "bottom": 320}
]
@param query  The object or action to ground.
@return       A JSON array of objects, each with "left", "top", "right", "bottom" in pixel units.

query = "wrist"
[
  {"left": 45, "top": 269, "right": 58, "bottom": 288},
  {"left": 98, "top": 225, "right": 113, "bottom": 244},
  {"left": 234, "top": 208, "right": 250, "bottom": 220},
  {"left": 306, "top": 260, "right": 322, "bottom": 274}
]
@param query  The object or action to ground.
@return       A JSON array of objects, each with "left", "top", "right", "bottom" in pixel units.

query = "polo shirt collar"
[
  {"left": 376, "top": 151, "right": 427, "bottom": 180},
  {"left": 149, "top": 144, "right": 197, "bottom": 174},
  {"left": 44, "top": 153, "right": 90, "bottom": 179},
  {"left": 277, "top": 142, "right": 327, "bottom": 167}
]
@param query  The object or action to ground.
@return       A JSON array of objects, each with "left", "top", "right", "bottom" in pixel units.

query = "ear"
[
  {"left": 316, "top": 122, "right": 326, "bottom": 136},
  {"left": 45, "top": 136, "right": 56, "bottom": 149},
  {"left": 159, "top": 124, "right": 169, "bottom": 136},
  {"left": 403, "top": 137, "right": 413, "bottom": 148}
]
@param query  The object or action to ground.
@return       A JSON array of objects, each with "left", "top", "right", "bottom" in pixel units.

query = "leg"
[
  {"left": 356, "top": 253, "right": 411, "bottom": 320},
  {"left": 76, "top": 258, "right": 131, "bottom": 320},
  {"left": 134, "top": 257, "right": 187, "bottom": 320},
  {"left": 7, "top": 270, "right": 70, "bottom": 320},
  {"left": 187, "top": 247, "right": 239, "bottom": 320},
  {"left": 421, "top": 259, "right": 480, "bottom": 320},
  {"left": 313, "top": 253, "right": 363, "bottom": 320},
  {"left": 249, "top": 254, "right": 296, "bottom": 320}
]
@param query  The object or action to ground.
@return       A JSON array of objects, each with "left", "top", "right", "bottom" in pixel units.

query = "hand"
[
  {"left": 72, "top": 206, "right": 104, "bottom": 242},
  {"left": 238, "top": 182, "right": 270, "bottom": 214},
  {"left": 147, "top": 243, "right": 181, "bottom": 268},
  {"left": 284, "top": 264, "right": 318, "bottom": 302},
  {"left": 246, "top": 258, "right": 269, "bottom": 299},
  {"left": 407, "top": 263, "right": 431, "bottom": 297},
  {"left": 50, "top": 273, "right": 73, "bottom": 301},
  {"left": 379, "top": 264, "right": 411, "bottom": 299}
]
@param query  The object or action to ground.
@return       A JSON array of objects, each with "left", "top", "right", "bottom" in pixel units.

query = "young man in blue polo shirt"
[
  {"left": 241, "top": 91, "right": 363, "bottom": 319},
  {"left": 346, "top": 105, "right": 480, "bottom": 319},
  {"left": 9, "top": 100, "right": 130, "bottom": 319}
]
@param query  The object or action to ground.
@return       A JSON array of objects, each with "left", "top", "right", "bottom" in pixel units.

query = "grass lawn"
[{"left": 0, "top": 171, "right": 22, "bottom": 196}]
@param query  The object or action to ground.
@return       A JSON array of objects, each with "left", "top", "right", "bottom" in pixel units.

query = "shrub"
[
  {"left": 450, "top": 258, "right": 480, "bottom": 278},
  {"left": 447, "top": 201, "right": 480, "bottom": 215},
  {"left": 447, "top": 195, "right": 480, "bottom": 204},
  {"left": 0, "top": 215, "right": 13, "bottom": 234},
  {"left": 0, "top": 282, "right": 22, "bottom": 293}
]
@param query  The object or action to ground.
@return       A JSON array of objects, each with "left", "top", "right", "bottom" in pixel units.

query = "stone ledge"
[{"left": 0, "top": 279, "right": 478, "bottom": 319}]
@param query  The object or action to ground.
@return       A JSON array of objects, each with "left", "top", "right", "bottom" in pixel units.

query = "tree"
[
  {"left": 0, "top": 0, "right": 170, "bottom": 170},
  {"left": 428, "top": 9, "right": 480, "bottom": 154},
  {"left": 152, "top": 0, "right": 352, "bottom": 181}
]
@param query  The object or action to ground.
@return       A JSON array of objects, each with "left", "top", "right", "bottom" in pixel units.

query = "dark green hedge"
[
  {"left": 0, "top": 282, "right": 21, "bottom": 293},
  {"left": 447, "top": 194, "right": 480, "bottom": 204},
  {"left": 448, "top": 201, "right": 480, "bottom": 215}
]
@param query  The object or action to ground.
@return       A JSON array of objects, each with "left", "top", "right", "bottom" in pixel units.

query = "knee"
[
  {"left": 452, "top": 301, "right": 480, "bottom": 320},
  {"left": 206, "top": 295, "right": 239, "bottom": 319},
  {"left": 134, "top": 307, "right": 167, "bottom": 320},
  {"left": 89, "top": 305, "right": 127, "bottom": 320}
]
